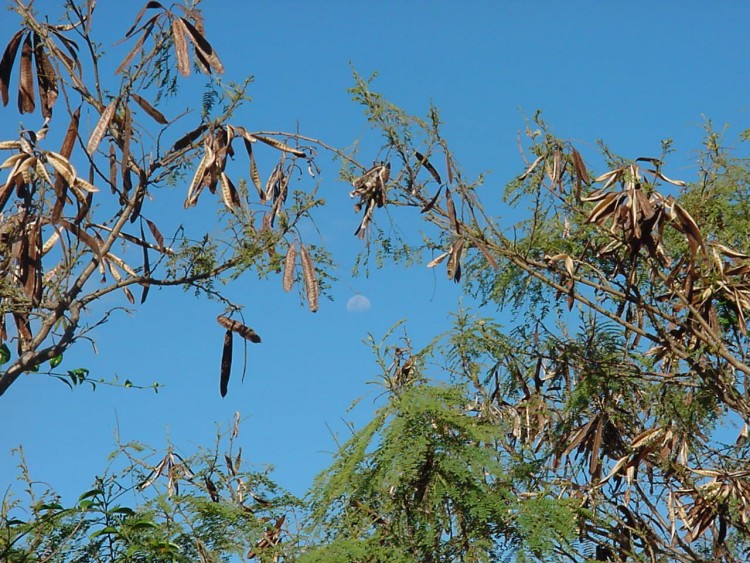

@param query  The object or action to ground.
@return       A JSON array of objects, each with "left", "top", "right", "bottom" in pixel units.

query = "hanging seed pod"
[
  {"left": 299, "top": 243, "right": 319, "bottom": 313},
  {"left": 216, "top": 315, "right": 261, "bottom": 343},
  {"left": 220, "top": 329, "right": 232, "bottom": 397},
  {"left": 283, "top": 243, "right": 296, "bottom": 292}
]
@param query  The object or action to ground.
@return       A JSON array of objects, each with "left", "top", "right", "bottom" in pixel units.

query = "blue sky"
[{"left": 1, "top": 0, "right": 750, "bottom": 507}]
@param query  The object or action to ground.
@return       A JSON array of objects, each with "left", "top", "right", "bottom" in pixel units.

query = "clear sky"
[{"left": 1, "top": 0, "right": 749, "bottom": 507}]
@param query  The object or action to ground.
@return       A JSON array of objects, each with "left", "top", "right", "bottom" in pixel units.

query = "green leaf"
[
  {"left": 109, "top": 506, "right": 135, "bottom": 515},
  {"left": 67, "top": 368, "right": 90, "bottom": 384},
  {"left": 128, "top": 520, "right": 158, "bottom": 530},
  {"left": 90, "top": 526, "right": 120, "bottom": 539},
  {"left": 6, "top": 517, "right": 25, "bottom": 526},
  {"left": 0, "top": 343, "right": 10, "bottom": 364},
  {"left": 50, "top": 354, "right": 63, "bottom": 368},
  {"left": 78, "top": 488, "right": 103, "bottom": 501}
]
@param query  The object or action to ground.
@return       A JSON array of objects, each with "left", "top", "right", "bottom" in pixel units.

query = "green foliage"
[
  {"left": 1, "top": 433, "right": 299, "bottom": 562},
  {"left": 305, "top": 333, "right": 578, "bottom": 562}
]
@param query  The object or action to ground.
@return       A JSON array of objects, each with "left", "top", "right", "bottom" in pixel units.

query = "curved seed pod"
[
  {"left": 46, "top": 151, "right": 78, "bottom": 185},
  {"left": 41, "top": 229, "right": 60, "bottom": 255},
  {"left": 216, "top": 315, "right": 261, "bottom": 343},
  {"left": 35, "top": 158, "right": 53, "bottom": 187},
  {"left": 446, "top": 237, "right": 464, "bottom": 283},
  {"left": 0, "top": 30, "right": 25, "bottom": 106},
  {"left": 33, "top": 33, "right": 58, "bottom": 119},
  {"left": 131, "top": 92, "right": 168, "bottom": 124},
  {"left": 170, "top": 123, "right": 207, "bottom": 153},
  {"left": 219, "top": 172, "right": 240, "bottom": 212},
  {"left": 427, "top": 251, "right": 449, "bottom": 268},
  {"left": 74, "top": 177, "right": 99, "bottom": 193},
  {"left": 145, "top": 218, "right": 165, "bottom": 251},
  {"left": 415, "top": 151, "right": 441, "bottom": 183},
  {"left": 242, "top": 137, "right": 263, "bottom": 201},
  {"left": 117, "top": 14, "right": 159, "bottom": 74},
  {"left": 445, "top": 187, "right": 460, "bottom": 233},
  {"left": 0, "top": 152, "right": 28, "bottom": 170},
  {"left": 179, "top": 17, "right": 224, "bottom": 74},
  {"left": 0, "top": 140, "right": 22, "bottom": 150},
  {"left": 421, "top": 185, "right": 443, "bottom": 213},
  {"left": 184, "top": 151, "right": 209, "bottom": 208},
  {"left": 571, "top": 147, "right": 589, "bottom": 183},
  {"left": 254, "top": 135, "right": 305, "bottom": 158}
]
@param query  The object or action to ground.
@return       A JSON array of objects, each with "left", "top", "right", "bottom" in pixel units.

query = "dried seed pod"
[
  {"left": 220, "top": 329, "right": 232, "bottom": 397},
  {"left": 0, "top": 30, "right": 25, "bottom": 107},
  {"left": 131, "top": 92, "right": 168, "bottom": 124},
  {"left": 300, "top": 244, "right": 319, "bottom": 313},
  {"left": 415, "top": 151, "right": 441, "bottom": 184},
  {"left": 87, "top": 99, "right": 117, "bottom": 154},
  {"left": 18, "top": 34, "right": 34, "bottom": 114},
  {"left": 283, "top": 243, "right": 296, "bottom": 292},
  {"left": 254, "top": 135, "right": 305, "bottom": 157},
  {"left": 216, "top": 315, "right": 261, "bottom": 343},
  {"left": 171, "top": 17, "right": 191, "bottom": 76}
]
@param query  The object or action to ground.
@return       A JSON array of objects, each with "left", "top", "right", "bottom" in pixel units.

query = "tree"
[
  {"left": 0, "top": 0, "right": 333, "bottom": 397},
  {"left": 2, "top": 1, "right": 750, "bottom": 561}
]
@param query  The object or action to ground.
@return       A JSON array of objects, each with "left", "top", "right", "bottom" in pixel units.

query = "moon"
[{"left": 346, "top": 294, "right": 371, "bottom": 313}]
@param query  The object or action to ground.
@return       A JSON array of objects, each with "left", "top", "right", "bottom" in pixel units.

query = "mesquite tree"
[
  {"left": 303, "top": 79, "right": 750, "bottom": 560},
  {"left": 0, "top": 0, "right": 343, "bottom": 397}
]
